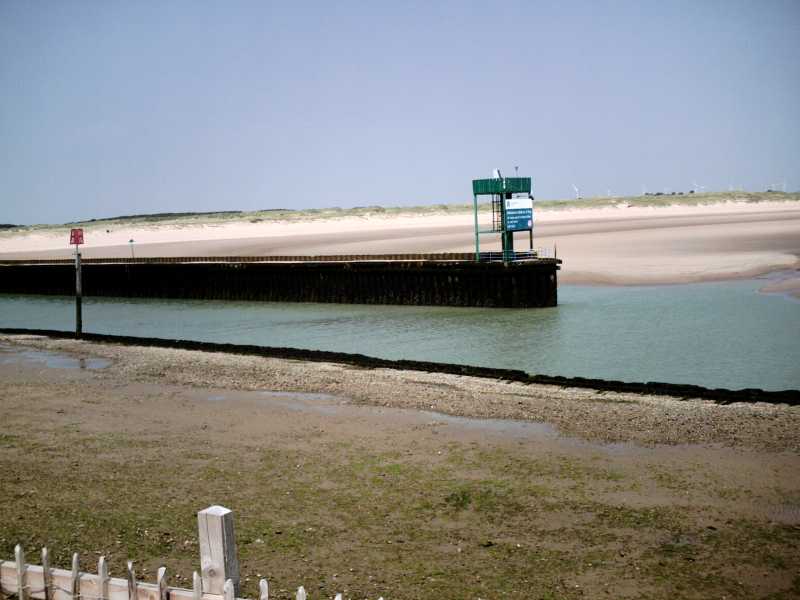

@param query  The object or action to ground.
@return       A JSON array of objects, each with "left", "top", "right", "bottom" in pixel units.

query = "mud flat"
[{"left": 1, "top": 334, "right": 799, "bottom": 600}]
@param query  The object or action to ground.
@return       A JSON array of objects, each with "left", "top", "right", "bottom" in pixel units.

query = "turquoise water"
[{"left": 1, "top": 278, "right": 798, "bottom": 391}]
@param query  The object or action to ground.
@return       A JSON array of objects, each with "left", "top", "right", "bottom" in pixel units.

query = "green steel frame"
[{"left": 471, "top": 176, "right": 533, "bottom": 262}]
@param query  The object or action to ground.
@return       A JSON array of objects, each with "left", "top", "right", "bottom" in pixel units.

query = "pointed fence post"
[
  {"left": 70, "top": 554, "right": 80, "bottom": 600},
  {"left": 126, "top": 561, "right": 137, "bottom": 600},
  {"left": 223, "top": 580, "right": 235, "bottom": 600},
  {"left": 157, "top": 567, "right": 168, "bottom": 600},
  {"left": 98, "top": 557, "right": 109, "bottom": 600},
  {"left": 15, "top": 545, "right": 27, "bottom": 600},
  {"left": 197, "top": 506, "right": 240, "bottom": 596},
  {"left": 192, "top": 572, "right": 202, "bottom": 600},
  {"left": 42, "top": 548, "right": 52, "bottom": 600}
]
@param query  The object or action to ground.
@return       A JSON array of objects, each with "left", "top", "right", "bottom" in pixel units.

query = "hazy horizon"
[{"left": 2, "top": 0, "right": 799, "bottom": 225}]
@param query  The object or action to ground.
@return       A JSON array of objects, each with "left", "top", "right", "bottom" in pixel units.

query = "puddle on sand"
[
  {"left": 197, "top": 388, "right": 672, "bottom": 457},
  {"left": 200, "top": 387, "right": 563, "bottom": 438},
  {"left": 202, "top": 389, "right": 345, "bottom": 416},
  {"left": 415, "top": 410, "right": 558, "bottom": 437},
  {"left": 0, "top": 343, "right": 111, "bottom": 370}
]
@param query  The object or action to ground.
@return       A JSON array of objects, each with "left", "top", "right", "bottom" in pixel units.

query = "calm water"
[{"left": 1, "top": 278, "right": 798, "bottom": 391}]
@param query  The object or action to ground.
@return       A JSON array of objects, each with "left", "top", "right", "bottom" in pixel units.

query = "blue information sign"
[{"left": 504, "top": 198, "right": 534, "bottom": 231}]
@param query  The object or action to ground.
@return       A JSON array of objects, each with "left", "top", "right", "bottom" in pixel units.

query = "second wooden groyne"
[{"left": 0, "top": 254, "right": 561, "bottom": 308}]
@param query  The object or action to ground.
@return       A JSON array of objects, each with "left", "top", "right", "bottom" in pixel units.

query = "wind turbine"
[{"left": 572, "top": 184, "right": 580, "bottom": 199}]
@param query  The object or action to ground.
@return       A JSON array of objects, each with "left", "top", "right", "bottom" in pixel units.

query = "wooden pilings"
[{"left": 0, "top": 259, "right": 560, "bottom": 308}]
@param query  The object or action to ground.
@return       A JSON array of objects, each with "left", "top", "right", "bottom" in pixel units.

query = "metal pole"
[
  {"left": 501, "top": 192, "right": 511, "bottom": 265},
  {"left": 472, "top": 193, "right": 480, "bottom": 262},
  {"left": 75, "top": 248, "right": 82, "bottom": 339}
]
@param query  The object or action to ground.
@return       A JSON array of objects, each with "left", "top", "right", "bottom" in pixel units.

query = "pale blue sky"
[{"left": 1, "top": 0, "right": 798, "bottom": 224}]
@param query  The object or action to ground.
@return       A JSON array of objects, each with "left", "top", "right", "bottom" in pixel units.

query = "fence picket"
[
  {"left": 14, "top": 545, "right": 26, "bottom": 600},
  {"left": 157, "top": 568, "right": 167, "bottom": 600},
  {"left": 191, "top": 572, "right": 201, "bottom": 600},
  {"left": 69, "top": 555, "right": 79, "bottom": 600},
  {"left": 257, "top": 580, "right": 268, "bottom": 600},
  {"left": 125, "top": 562, "right": 136, "bottom": 600},
  {"left": 97, "top": 557, "right": 108, "bottom": 600},
  {"left": 222, "top": 580, "right": 234, "bottom": 600},
  {"left": 41, "top": 549, "right": 51, "bottom": 600}
]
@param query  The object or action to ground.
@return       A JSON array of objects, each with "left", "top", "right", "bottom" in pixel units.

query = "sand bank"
[{"left": 1, "top": 200, "right": 799, "bottom": 286}]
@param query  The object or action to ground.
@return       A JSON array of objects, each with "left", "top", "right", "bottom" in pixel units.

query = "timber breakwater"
[{"left": 0, "top": 254, "right": 561, "bottom": 308}]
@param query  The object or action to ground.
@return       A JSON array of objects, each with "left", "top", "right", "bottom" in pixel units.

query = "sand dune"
[{"left": 2, "top": 200, "right": 799, "bottom": 288}]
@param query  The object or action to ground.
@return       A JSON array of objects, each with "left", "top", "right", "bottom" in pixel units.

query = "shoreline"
[
  {"left": 562, "top": 262, "right": 800, "bottom": 294},
  {"left": 2, "top": 332, "right": 798, "bottom": 451},
  {"left": 2, "top": 328, "right": 797, "bottom": 405},
  {"left": 1, "top": 199, "right": 799, "bottom": 288}
]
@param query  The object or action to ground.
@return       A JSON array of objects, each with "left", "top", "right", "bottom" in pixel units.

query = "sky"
[{"left": 1, "top": 1, "right": 799, "bottom": 225}]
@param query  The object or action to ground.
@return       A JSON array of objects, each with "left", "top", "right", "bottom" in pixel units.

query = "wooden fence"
[{"left": 0, "top": 506, "right": 382, "bottom": 600}]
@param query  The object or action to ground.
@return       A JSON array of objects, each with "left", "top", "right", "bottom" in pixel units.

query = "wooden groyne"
[{"left": 0, "top": 255, "right": 561, "bottom": 308}]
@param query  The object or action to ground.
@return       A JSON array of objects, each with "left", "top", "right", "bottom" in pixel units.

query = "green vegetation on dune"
[{"left": 2, "top": 191, "right": 798, "bottom": 235}]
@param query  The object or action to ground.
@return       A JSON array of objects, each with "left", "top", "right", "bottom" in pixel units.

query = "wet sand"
[{"left": 1, "top": 335, "right": 799, "bottom": 599}]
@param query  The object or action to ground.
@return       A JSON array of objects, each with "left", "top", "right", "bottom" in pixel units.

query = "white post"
[
  {"left": 42, "top": 548, "right": 52, "bottom": 600},
  {"left": 198, "top": 506, "right": 240, "bottom": 596},
  {"left": 70, "top": 553, "right": 80, "bottom": 600},
  {"left": 98, "top": 556, "right": 109, "bottom": 600},
  {"left": 15, "top": 545, "right": 27, "bottom": 600},
  {"left": 157, "top": 567, "right": 168, "bottom": 600},
  {"left": 223, "top": 580, "right": 235, "bottom": 600},
  {"left": 192, "top": 572, "right": 202, "bottom": 600},
  {"left": 126, "top": 561, "right": 137, "bottom": 600}
]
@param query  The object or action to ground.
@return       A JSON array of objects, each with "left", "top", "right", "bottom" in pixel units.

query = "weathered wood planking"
[
  {"left": 0, "top": 561, "right": 243, "bottom": 600},
  {"left": 198, "top": 506, "right": 239, "bottom": 596}
]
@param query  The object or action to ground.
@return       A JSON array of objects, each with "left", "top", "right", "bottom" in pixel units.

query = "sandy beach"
[{"left": 2, "top": 199, "right": 799, "bottom": 292}]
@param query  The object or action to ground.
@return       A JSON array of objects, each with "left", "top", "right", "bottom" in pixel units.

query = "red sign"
[{"left": 70, "top": 228, "right": 84, "bottom": 245}]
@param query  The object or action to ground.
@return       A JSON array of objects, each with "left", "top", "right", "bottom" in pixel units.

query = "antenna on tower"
[{"left": 572, "top": 184, "right": 580, "bottom": 200}]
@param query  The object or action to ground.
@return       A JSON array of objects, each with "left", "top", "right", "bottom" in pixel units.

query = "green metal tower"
[{"left": 471, "top": 175, "right": 534, "bottom": 262}]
